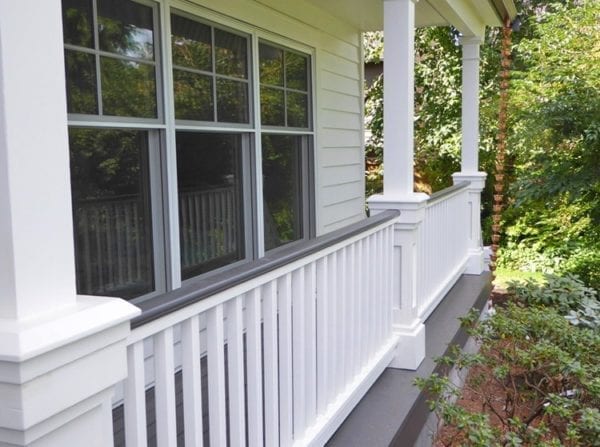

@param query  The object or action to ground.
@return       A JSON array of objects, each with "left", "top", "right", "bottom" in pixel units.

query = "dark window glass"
[
  {"left": 98, "top": 0, "right": 155, "bottom": 60},
  {"left": 287, "top": 91, "right": 308, "bottom": 128},
  {"left": 101, "top": 57, "right": 157, "bottom": 117},
  {"left": 176, "top": 132, "right": 245, "bottom": 280},
  {"left": 259, "top": 44, "right": 284, "bottom": 86},
  {"left": 62, "top": 0, "right": 94, "bottom": 48},
  {"left": 215, "top": 29, "right": 247, "bottom": 78},
  {"left": 286, "top": 52, "right": 308, "bottom": 91},
  {"left": 217, "top": 79, "right": 249, "bottom": 123},
  {"left": 173, "top": 70, "right": 214, "bottom": 121},
  {"left": 69, "top": 128, "right": 155, "bottom": 299},
  {"left": 262, "top": 135, "right": 303, "bottom": 250},
  {"left": 260, "top": 87, "right": 285, "bottom": 126},
  {"left": 259, "top": 42, "right": 310, "bottom": 129},
  {"left": 171, "top": 14, "right": 212, "bottom": 71},
  {"left": 65, "top": 49, "right": 98, "bottom": 114}
]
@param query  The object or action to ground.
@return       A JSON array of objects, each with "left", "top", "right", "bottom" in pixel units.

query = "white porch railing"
[
  {"left": 417, "top": 182, "right": 470, "bottom": 318},
  {"left": 117, "top": 211, "right": 399, "bottom": 447}
]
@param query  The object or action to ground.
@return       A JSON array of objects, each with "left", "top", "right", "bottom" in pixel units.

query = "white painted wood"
[
  {"left": 181, "top": 316, "right": 204, "bottom": 447},
  {"left": 327, "top": 252, "right": 339, "bottom": 404},
  {"left": 207, "top": 305, "right": 227, "bottom": 446},
  {"left": 154, "top": 327, "right": 178, "bottom": 447},
  {"left": 124, "top": 341, "right": 148, "bottom": 447},
  {"left": 0, "top": 0, "right": 76, "bottom": 320},
  {"left": 452, "top": 173, "right": 487, "bottom": 274},
  {"left": 245, "top": 289, "right": 264, "bottom": 447},
  {"left": 315, "top": 257, "right": 329, "bottom": 415},
  {"left": 337, "top": 248, "right": 348, "bottom": 388},
  {"left": 296, "top": 335, "right": 400, "bottom": 447},
  {"left": 305, "top": 262, "right": 318, "bottom": 425},
  {"left": 382, "top": 0, "right": 417, "bottom": 197},
  {"left": 377, "top": 230, "right": 385, "bottom": 345},
  {"left": 358, "top": 239, "right": 368, "bottom": 367},
  {"left": 278, "top": 274, "right": 294, "bottom": 445},
  {"left": 385, "top": 226, "right": 394, "bottom": 336},
  {"left": 418, "top": 187, "right": 470, "bottom": 317},
  {"left": 120, "top": 216, "right": 403, "bottom": 447},
  {"left": 127, "top": 217, "right": 396, "bottom": 346},
  {"left": 292, "top": 267, "right": 307, "bottom": 437},
  {"left": 263, "top": 282, "right": 280, "bottom": 447},
  {"left": 226, "top": 296, "right": 246, "bottom": 447},
  {"left": 347, "top": 244, "right": 357, "bottom": 377}
]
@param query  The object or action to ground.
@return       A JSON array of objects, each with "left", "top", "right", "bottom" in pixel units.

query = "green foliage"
[
  {"left": 507, "top": 273, "right": 597, "bottom": 312},
  {"left": 499, "top": 0, "right": 600, "bottom": 289},
  {"left": 363, "top": 31, "right": 383, "bottom": 64},
  {"left": 416, "top": 300, "right": 600, "bottom": 446},
  {"left": 507, "top": 274, "right": 600, "bottom": 329}
]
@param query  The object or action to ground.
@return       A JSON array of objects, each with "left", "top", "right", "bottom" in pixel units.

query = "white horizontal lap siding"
[
  {"left": 186, "top": 0, "right": 366, "bottom": 235},
  {"left": 317, "top": 47, "right": 365, "bottom": 233}
]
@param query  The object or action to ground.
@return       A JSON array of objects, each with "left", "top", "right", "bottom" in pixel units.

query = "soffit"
[{"left": 301, "top": 0, "right": 516, "bottom": 33}]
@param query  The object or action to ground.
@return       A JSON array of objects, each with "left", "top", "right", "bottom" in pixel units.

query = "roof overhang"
[{"left": 302, "top": 0, "right": 518, "bottom": 36}]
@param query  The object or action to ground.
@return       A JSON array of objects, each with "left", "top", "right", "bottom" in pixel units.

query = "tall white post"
[
  {"left": 0, "top": 2, "right": 139, "bottom": 446},
  {"left": 453, "top": 35, "right": 487, "bottom": 274},
  {"left": 382, "top": 0, "right": 417, "bottom": 197},
  {"left": 369, "top": 0, "right": 427, "bottom": 370}
]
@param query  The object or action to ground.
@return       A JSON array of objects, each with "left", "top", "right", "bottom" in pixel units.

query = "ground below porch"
[{"left": 327, "top": 272, "right": 492, "bottom": 447}]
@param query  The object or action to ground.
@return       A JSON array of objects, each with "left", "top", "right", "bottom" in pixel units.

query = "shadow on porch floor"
[{"left": 327, "top": 272, "right": 492, "bottom": 447}]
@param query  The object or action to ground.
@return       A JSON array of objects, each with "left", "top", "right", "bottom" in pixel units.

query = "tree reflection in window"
[
  {"left": 262, "top": 135, "right": 303, "bottom": 250},
  {"left": 171, "top": 12, "right": 250, "bottom": 124},
  {"left": 62, "top": 0, "right": 158, "bottom": 118},
  {"left": 259, "top": 43, "right": 310, "bottom": 129}
]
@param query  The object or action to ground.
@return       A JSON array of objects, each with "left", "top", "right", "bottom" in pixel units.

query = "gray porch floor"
[{"left": 326, "top": 272, "right": 492, "bottom": 447}]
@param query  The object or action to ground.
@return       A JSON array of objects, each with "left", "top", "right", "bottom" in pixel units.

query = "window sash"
[{"left": 64, "top": 0, "right": 315, "bottom": 300}]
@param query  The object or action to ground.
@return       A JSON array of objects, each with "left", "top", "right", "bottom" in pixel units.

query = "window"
[
  {"left": 259, "top": 43, "right": 311, "bottom": 250},
  {"left": 63, "top": 0, "right": 313, "bottom": 300}
]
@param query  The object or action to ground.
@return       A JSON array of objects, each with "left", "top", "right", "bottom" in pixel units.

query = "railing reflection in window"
[
  {"left": 178, "top": 186, "right": 239, "bottom": 277},
  {"left": 74, "top": 186, "right": 239, "bottom": 298},
  {"left": 74, "top": 194, "right": 154, "bottom": 299}
]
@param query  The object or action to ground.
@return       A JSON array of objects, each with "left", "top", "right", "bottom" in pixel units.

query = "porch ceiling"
[{"left": 302, "top": 0, "right": 517, "bottom": 35}]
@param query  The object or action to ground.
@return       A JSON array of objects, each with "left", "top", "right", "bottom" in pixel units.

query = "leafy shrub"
[
  {"left": 507, "top": 274, "right": 600, "bottom": 330},
  {"left": 562, "top": 247, "right": 600, "bottom": 292},
  {"left": 507, "top": 274, "right": 597, "bottom": 312},
  {"left": 416, "top": 303, "right": 600, "bottom": 446}
]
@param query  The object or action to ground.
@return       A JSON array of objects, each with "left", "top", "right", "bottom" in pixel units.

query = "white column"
[
  {"left": 0, "top": 2, "right": 140, "bottom": 445},
  {"left": 453, "top": 35, "right": 486, "bottom": 274},
  {"left": 459, "top": 36, "right": 482, "bottom": 173},
  {"left": 382, "top": 0, "right": 418, "bottom": 197},
  {"left": 0, "top": 0, "right": 77, "bottom": 320},
  {"left": 368, "top": 0, "right": 426, "bottom": 370}
]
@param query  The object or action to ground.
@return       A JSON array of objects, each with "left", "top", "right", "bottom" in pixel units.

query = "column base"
[
  {"left": 388, "top": 322, "right": 425, "bottom": 370},
  {"left": 464, "top": 247, "right": 486, "bottom": 275},
  {"left": 0, "top": 296, "right": 139, "bottom": 446}
]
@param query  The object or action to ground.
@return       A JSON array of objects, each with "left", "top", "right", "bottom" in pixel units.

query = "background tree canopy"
[{"left": 364, "top": 0, "right": 599, "bottom": 290}]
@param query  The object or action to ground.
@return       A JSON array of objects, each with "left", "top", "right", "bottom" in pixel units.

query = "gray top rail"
[
  {"left": 132, "top": 209, "right": 399, "bottom": 328},
  {"left": 427, "top": 181, "right": 470, "bottom": 205}
]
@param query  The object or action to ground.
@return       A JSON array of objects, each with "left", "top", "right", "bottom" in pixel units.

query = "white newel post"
[
  {"left": 0, "top": 2, "right": 139, "bottom": 446},
  {"left": 368, "top": 0, "right": 426, "bottom": 370},
  {"left": 453, "top": 36, "right": 486, "bottom": 274}
]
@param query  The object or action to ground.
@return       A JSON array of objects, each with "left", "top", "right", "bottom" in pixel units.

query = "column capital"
[
  {"left": 452, "top": 172, "right": 487, "bottom": 191},
  {"left": 459, "top": 35, "right": 484, "bottom": 46}
]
